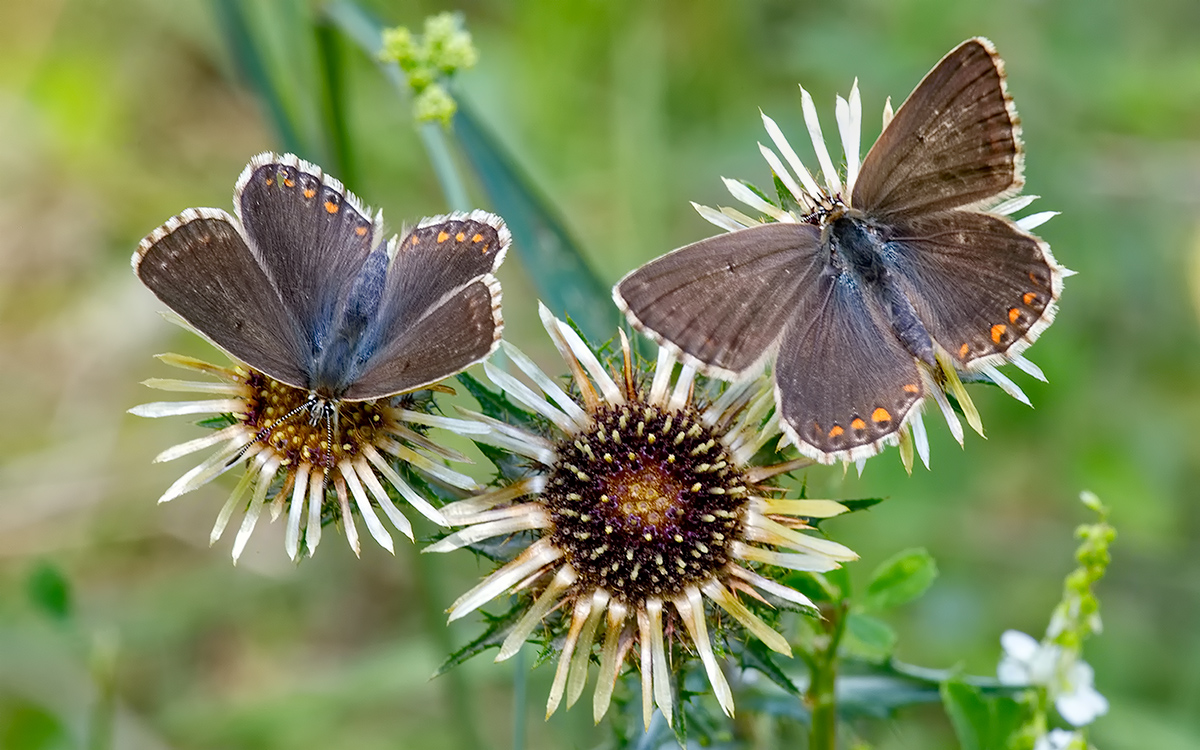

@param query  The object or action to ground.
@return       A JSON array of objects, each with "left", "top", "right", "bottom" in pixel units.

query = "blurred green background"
[{"left": 2, "top": 0, "right": 1199, "bottom": 748}]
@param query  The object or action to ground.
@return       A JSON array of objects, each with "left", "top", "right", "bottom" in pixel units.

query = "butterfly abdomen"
[{"left": 829, "top": 217, "right": 935, "bottom": 367}]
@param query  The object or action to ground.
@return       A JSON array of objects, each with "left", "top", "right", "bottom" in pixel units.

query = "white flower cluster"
[{"left": 998, "top": 629, "right": 1108, "bottom": 742}]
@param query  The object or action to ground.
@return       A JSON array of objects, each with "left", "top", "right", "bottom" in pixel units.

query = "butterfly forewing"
[
  {"left": 885, "top": 211, "right": 1059, "bottom": 368},
  {"left": 342, "top": 214, "right": 509, "bottom": 400},
  {"left": 614, "top": 222, "right": 825, "bottom": 378},
  {"left": 133, "top": 209, "right": 311, "bottom": 386},
  {"left": 236, "top": 154, "right": 378, "bottom": 367},
  {"left": 852, "top": 37, "right": 1022, "bottom": 217},
  {"left": 775, "top": 273, "right": 924, "bottom": 462}
]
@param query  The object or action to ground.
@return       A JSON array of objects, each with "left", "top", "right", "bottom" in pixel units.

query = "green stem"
[
  {"left": 323, "top": 1, "right": 471, "bottom": 213},
  {"left": 808, "top": 603, "right": 847, "bottom": 750},
  {"left": 512, "top": 647, "right": 527, "bottom": 750},
  {"left": 420, "top": 121, "right": 472, "bottom": 212}
]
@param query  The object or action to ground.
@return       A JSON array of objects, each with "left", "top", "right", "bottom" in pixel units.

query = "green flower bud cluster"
[
  {"left": 380, "top": 13, "right": 478, "bottom": 126},
  {"left": 1048, "top": 491, "right": 1116, "bottom": 651}
]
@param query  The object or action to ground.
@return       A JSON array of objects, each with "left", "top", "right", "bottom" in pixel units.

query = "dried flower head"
[
  {"left": 432, "top": 304, "right": 856, "bottom": 727},
  {"left": 130, "top": 351, "right": 486, "bottom": 561}
]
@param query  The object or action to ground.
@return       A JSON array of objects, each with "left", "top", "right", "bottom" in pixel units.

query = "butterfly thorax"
[{"left": 826, "top": 215, "right": 936, "bottom": 368}]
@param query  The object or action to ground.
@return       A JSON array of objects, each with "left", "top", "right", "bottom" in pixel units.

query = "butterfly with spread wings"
[{"left": 615, "top": 38, "right": 1067, "bottom": 466}]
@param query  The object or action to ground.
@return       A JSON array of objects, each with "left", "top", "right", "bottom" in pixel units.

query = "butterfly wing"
[
  {"left": 133, "top": 208, "right": 311, "bottom": 386},
  {"left": 339, "top": 212, "right": 510, "bottom": 400},
  {"left": 883, "top": 211, "right": 1062, "bottom": 369},
  {"left": 775, "top": 270, "right": 925, "bottom": 463},
  {"left": 614, "top": 222, "right": 825, "bottom": 379},
  {"left": 852, "top": 37, "right": 1022, "bottom": 217},
  {"left": 235, "top": 153, "right": 379, "bottom": 372}
]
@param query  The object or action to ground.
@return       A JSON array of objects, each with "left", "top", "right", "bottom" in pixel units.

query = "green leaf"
[
  {"left": 740, "top": 639, "right": 801, "bottom": 696},
  {"left": 941, "top": 680, "right": 1027, "bottom": 750},
  {"left": 455, "top": 371, "right": 538, "bottom": 427},
  {"left": 433, "top": 605, "right": 524, "bottom": 677},
  {"left": 836, "top": 667, "right": 941, "bottom": 718},
  {"left": 27, "top": 561, "right": 71, "bottom": 622},
  {"left": 842, "top": 612, "right": 898, "bottom": 662},
  {"left": 211, "top": 0, "right": 305, "bottom": 154},
  {"left": 324, "top": 0, "right": 614, "bottom": 339},
  {"left": 862, "top": 547, "right": 938, "bottom": 612},
  {"left": 942, "top": 680, "right": 992, "bottom": 750},
  {"left": 838, "top": 497, "right": 884, "bottom": 513},
  {"left": 452, "top": 101, "right": 615, "bottom": 341},
  {"left": 314, "top": 17, "right": 356, "bottom": 187}
]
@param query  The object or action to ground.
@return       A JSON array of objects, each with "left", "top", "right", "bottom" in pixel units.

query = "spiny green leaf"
[
  {"left": 455, "top": 371, "right": 537, "bottom": 427},
  {"left": 433, "top": 604, "right": 524, "bottom": 677},
  {"left": 740, "top": 638, "right": 801, "bottom": 696}
]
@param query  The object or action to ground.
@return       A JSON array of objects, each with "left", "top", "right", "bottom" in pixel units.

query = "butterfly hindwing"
[
  {"left": 852, "top": 37, "right": 1021, "bottom": 218},
  {"left": 133, "top": 208, "right": 311, "bottom": 386},
  {"left": 884, "top": 210, "right": 1061, "bottom": 368},
  {"left": 775, "top": 270, "right": 925, "bottom": 462},
  {"left": 341, "top": 213, "right": 509, "bottom": 400},
  {"left": 614, "top": 222, "right": 825, "bottom": 378}
]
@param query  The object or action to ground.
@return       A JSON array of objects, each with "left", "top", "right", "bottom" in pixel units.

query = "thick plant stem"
[{"left": 807, "top": 602, "right": 847, "bottom": 750}]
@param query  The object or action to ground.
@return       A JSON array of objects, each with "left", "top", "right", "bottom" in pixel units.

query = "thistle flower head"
[
  {"left": 432, "top": 304, "right": 857, "bottom": 728},
  {"left": 129, "top": 351, "right": 485, "bottom": 562}
]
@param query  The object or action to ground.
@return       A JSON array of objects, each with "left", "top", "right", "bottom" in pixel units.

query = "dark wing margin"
[
  {"left": 775, "top": 271, "right": 925, "bottom": 464},
  {"left": 884, "top": 210, "right": 1063, "bottom": 370},
  {"left": 852, "top": 37, "right": 1022, "bottom": 218},
  {"left": 341, "top": 211, "right": 510, "bottom": 400},
  {"left": 614, "top": 222, "right": 825, "bottom": 379},
  {"left": 235, "top": 152, "right": 379, "bottom": 364},
  {"left": 132, "top": 207, "right": 311, "bottom": 387}
]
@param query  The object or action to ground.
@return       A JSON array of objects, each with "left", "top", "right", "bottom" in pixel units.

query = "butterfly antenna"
[{"left": 226, "top": 397, "right": 316, "bottom": 466}]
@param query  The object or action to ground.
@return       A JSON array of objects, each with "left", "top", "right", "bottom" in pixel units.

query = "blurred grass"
[{"left": 1, "top": 0, "right": 1199, "bottom": 748}]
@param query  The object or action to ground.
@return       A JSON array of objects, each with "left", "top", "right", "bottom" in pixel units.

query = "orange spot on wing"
[
  {"left": 411, "top": 235, "right": 420, "bottom": 246},
  {"left": 903, "top": 383, "right": 919, "bottom": 394},
  {"left": 355, "top": 226, "right": 368, "bottom": 236},
  {"left": 1009, "top": 307, "right": 1020, "bottom": 323},
  {"left": 871, "top": 407, "right": 891, "bottom": 423},
  {"left": 991, "top": 324, "right": 1007, "bottom": 344},
  {"left": 284, "top": 178, "right": 295, "bottom": 187},
  {"left": 959, "top": 343, "right": 970, "bottom": 358},
  {"left": 1023, "top": 292, "right": 1037, "bottom": 305},
  {"left": 851, "top": 418, "right": 866, "bottom": 430},
  {"left": 828, "top": 425, "right": 844, "bottom": 438},
  {"left": 437, "top": 231, "right": 449, "bottom": 243},
  {"left": 456, "top": 232, "right": 466, "bottom": 242},
  {"left": 303, "top": 188, "right": 316, "bottom": 199},
  {"left": 264, "top": 177, "right": 274, "bottom": 186},
  {"left": 472, "top": 233, "right": 483, "bottom": 243},
  {"left": 324, "top": 201, "right": 338, "bottom": 214}
]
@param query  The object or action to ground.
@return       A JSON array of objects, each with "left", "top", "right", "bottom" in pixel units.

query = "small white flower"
[
  {"left": 998, "top": 630, "right": 1109, "bottom": 727},
  {"left": 1034, "top": 728, "right": 1085, "bottom": 750}
]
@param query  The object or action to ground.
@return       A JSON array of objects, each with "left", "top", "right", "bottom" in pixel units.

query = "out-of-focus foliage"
[{"left": 1, "top": 0, "right": 1198, "bottom": 748}]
